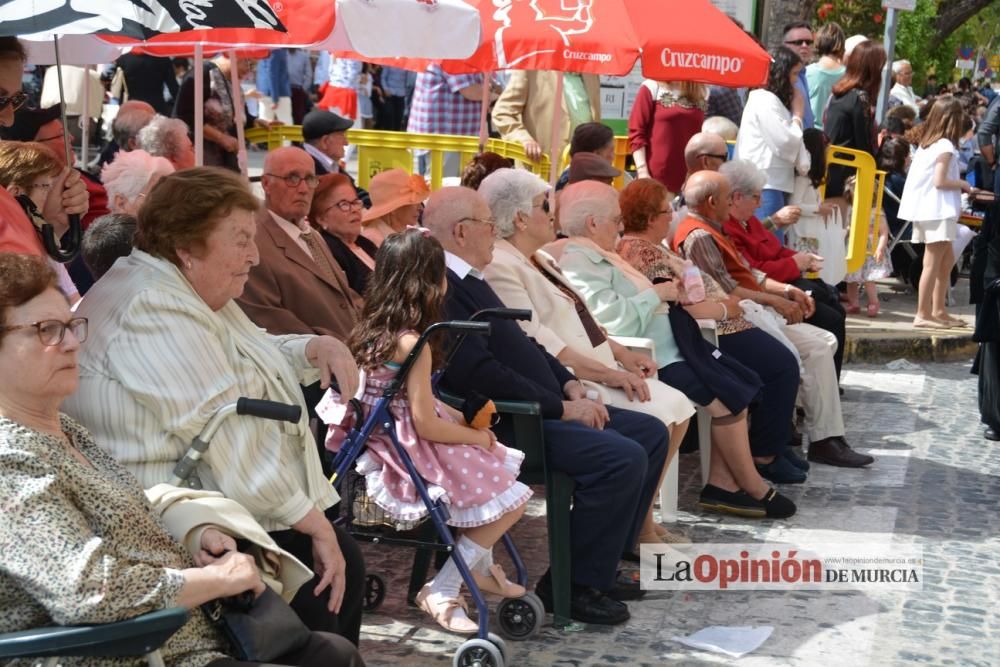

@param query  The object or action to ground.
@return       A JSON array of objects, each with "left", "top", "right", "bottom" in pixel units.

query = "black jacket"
[
  {"left": 440, "top": 268, "right": 575, "bottom": 419},
  {"left": 824, "top": 88, "right": 876, "bottom": 198},
  {"left": 116, "top": 53, "right": 178, "bottom": 115}
]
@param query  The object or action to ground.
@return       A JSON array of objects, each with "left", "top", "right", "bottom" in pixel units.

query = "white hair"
[
  {"left": 478, "top": 168, "right": 550, "bottom": 239},
  {"left": 136, "top": 115, "right": 191, "bottom": 164},
  {"left": 101, "top": 149, "right": 175, "bottom": 211},
  {"left": 718, "top": 159, "right": 767, "bottom": 195},
  {"left": 892, "top": 59, "right": 911, "bottom": 74},
  {"left": 559, "top": 181, "right": 618, "bottom": 238},
  {"left": 702, "top": 115, "right": 738, "bottom": 142}
]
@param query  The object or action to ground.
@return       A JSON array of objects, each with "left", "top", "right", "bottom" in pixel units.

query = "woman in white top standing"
[
  {"left": 735, "top": 47, "right": 809, "bottom": 244},
  {"left": 898, "top": 96, "right": 974, "bottom": 329}
]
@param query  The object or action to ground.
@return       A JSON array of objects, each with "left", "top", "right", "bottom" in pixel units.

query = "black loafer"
[
  {"left": 535, "top": 575, "right": 630, "bottom": 625},
  {"left": 698, "top": 484, "right": 766, "bottom": 518},
  {"left": 807, "top": 436, "right": 874, "bottom": 467},
  {"left": 757, "top": 487, "right": 797, "bottom": 518},
  {"left": 985, "top": 427, "right": 1000, "bottom": 441}
]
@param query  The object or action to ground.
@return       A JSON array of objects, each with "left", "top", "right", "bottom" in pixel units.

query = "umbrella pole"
[
  {"left": 228, "top": 49, "right": 248, "bottom": 178},
  {"left": 81, "top": 64, "right": 91, "bottom": 169},
  {"left": 194, "top": 44, "right": 204, "bottom": 167},
  {"left": 478, "top": 71, "right": 490, "bottom": 153},
  {"left": 547, "top": 70, "right": 564, "bottom": 194},
  {"left": 51, "top": 35, "right": 74, "bottom": 168}
]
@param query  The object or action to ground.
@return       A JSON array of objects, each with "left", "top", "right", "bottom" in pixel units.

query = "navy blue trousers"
[
  {"left": 542, "top": 406, "right": 669, "bottom": 592},
  {"left": 716, "top": 328, "right": 800, "bottom": 457}
]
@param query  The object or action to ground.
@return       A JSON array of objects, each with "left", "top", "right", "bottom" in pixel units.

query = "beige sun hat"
[{"left": 362, "top": 169, "right": 430, "bottom": 223}]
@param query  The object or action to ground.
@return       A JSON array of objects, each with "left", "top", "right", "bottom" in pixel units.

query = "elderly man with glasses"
[{"left": 238, "top": 146, "right": 362, "bottom": 341}]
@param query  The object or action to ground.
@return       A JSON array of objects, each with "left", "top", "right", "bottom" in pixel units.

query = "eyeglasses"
[
  {"left": 699, "top": 152, "right": 729, "bottom": 162},
  {"left": 784, "top": 38, "right": 813, "bottom": 47},
  {"left": 328, "top": 198, "right": 364, "bottom": 213},
  {"left": 534, "top": 197, "right": 551, "bottom": 214},
  {"left": 29, "top": 182, "right": 53, "bottom": 192},
  {"left": 1, "top": 317, "right": 88, "bottom": 346},
  {"left": 458, "top": 216, "right": 496, "bottom": 232},
  {"left": 0, "top": 91, "right": 28, "bottom": 112},
  {"left": 265, "top": 172, "right": 319, "bottom": 188}
]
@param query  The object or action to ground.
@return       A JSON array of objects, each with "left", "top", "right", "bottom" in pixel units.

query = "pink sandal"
[
  {"left": 866, "top": 302, "right": 880, "bottom": 317},
  {"left": 845, "top": 304, "right": 861, "bottom": 314},
  {"left": 472, "top": 563, "right": 526, "bottom": 598},
  {"left": 415, "top": 584, "right": 478, "bottom": 634}
]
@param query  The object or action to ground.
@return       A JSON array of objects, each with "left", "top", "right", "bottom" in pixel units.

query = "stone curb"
[{"left": 844, "top": 332, "right": 978, "bottom": 363}]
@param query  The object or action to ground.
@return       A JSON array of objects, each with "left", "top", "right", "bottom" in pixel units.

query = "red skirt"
[{"left": 317, "top": 83, "right": 358, "bottom": 120}]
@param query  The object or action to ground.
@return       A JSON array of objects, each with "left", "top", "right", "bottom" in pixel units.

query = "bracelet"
[
  {"left": 720, "top": 303, "right": 728, "bottom": 321},
  {"left": 783, "top": 284, "right": 792, "bottom": 297}
]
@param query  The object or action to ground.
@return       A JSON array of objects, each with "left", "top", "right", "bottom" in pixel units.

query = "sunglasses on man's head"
[{"left": 0, "top": 91, "right": 28, "bottom": 112}]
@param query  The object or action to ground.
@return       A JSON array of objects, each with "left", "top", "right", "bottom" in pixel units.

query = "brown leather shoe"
[{"left": 807, "top": 437, "right": 874, "bottom": 468}]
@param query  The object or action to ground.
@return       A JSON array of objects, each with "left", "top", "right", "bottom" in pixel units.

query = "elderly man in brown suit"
[{"left": 239, "top": 146, "right": 362, "bottom": 339}]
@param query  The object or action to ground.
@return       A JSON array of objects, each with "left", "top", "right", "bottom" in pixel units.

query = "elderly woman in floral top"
[
  {"left": 616, "top": 178, "right": 809, "bottom": 475},
  {"left": 0, "top": 253, "right": 362, "bottom": 667}
]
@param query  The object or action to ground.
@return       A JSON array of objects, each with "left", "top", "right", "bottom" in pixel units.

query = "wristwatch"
[{"left": 783, "top": 284, "right": 793, "bottom": 297}]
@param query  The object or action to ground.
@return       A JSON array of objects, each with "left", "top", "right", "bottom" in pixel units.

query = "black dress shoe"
[
  {"left": 807, "top": 437, "right": 874, "bottom": 467},
  {"left": 535, "top": 576, "right": 631, "bottom": 625},
  {"left": 985, "top": 427, "right": 1000, "bottom": 441}
]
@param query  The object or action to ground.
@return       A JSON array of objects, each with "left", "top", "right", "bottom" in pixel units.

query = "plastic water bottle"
[{"left": 681, "top": 260, "right": 706, "bottom": 304}]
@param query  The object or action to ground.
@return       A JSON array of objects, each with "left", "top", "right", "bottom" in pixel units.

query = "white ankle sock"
[
  {"left": 429, "top": 536, "right": 489, "bottom": 598},
  {"left": 475, "top": 546, "right": 494, "bottom": 576}
]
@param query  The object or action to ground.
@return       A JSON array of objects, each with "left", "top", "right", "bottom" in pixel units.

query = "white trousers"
[
  {"left": 257, "top": 96, "right": 293, "bottom": 125},
  {"left": 783, "top": 322, "right": 844, "bottom": 441}
]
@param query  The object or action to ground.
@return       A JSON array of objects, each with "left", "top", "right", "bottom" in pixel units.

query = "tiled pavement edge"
[{"left": 353, "top": 360, "right": 1000, "bottom": 666}]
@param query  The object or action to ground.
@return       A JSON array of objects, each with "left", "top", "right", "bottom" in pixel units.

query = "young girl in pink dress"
[{"left": 318, "top": 228, "right": 531, "bottom": 634}]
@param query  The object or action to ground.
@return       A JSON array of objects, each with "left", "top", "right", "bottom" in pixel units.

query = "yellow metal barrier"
[
  {"left": 556, "top": 136, "right": 631, "bottom": 189},
  {"left": 821, "top": 146, "right": 879, "bottom": 274},
  {"left": 245, "top": 126, "right": 551, "bottom": 191}
]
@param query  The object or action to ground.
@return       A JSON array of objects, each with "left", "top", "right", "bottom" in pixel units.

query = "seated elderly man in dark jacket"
[{"left": 424, "top": 186, "right": 670, "bottom": 627}]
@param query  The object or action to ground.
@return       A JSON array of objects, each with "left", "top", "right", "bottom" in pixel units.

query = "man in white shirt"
[{"left": 889, "top": 60, "right": 921, "bottom": 113}]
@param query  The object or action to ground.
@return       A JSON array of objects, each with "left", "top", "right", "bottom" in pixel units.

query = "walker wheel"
[
  {"left": 495, "top": 592, "right": 544, "bottom": 640},
  {"left": 453, "top": 638, "right": 504, "bottom": 667},
  {"left": 363, "top": 573, "right": 386, "bottom": 611},
  {"left": 487, "top": 632, "right": 509, "bottom": 665}
]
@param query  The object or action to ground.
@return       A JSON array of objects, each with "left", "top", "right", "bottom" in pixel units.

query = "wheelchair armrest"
[
  {"left": 438, "top": 391, "right": 540, "bottom": 416},
  {"left": 0, "top": 608, "right": 190, "bottom": 659}
]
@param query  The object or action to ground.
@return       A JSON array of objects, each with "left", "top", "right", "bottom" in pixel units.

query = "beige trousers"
[{"left": 783, "top": 322, "right": 844, "bottom": 441}]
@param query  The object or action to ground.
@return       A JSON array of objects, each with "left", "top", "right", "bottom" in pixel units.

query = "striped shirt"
[{"left": 63, "top": 250, "right": 339, "bottom": 532}]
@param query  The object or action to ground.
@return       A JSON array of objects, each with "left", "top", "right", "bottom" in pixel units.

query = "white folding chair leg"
[
  {"left": 146, "top": 650, "right": 167, "bottom": 667},
  {"left": 697, "top": 407, "right": 712, "bottom": 486},
  {"left": 658, "top": 455, "right": 679, "bottom": 522}
]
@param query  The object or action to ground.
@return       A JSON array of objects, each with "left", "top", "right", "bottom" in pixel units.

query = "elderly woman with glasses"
[
  {"left": 309, "top": 173, "right": 377, "bottom": 295},
  {"left": 360, "top": 168, "right": 428, "bottom": 247},
  {"left": 479, "top": 168, "right": 697, "bottom": 542},
  {"left": 62, "top": 167, "right": 368, "bottom": 649},
  {"left": 0, "top": 253, "right": 364, "bottom": 667},
  {"left": 547, "top": 180, "right": 798, "bottom": 519}
]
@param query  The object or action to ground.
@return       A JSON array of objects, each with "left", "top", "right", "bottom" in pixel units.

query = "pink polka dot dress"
[{"left": 318, "top": 365, "right": 532, "bottom": 528}]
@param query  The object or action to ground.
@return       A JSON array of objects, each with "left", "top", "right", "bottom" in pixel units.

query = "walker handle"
[
  {"left": 236, "top": 398, "right": 302, "bottom": 423},
  {"left": 470, "top": 307, "right": 531, "bottom": 322}
]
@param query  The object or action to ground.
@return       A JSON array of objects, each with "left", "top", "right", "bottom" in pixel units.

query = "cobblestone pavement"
[{"left": 352, "top": 360, "right": 997, "bottom": 666}]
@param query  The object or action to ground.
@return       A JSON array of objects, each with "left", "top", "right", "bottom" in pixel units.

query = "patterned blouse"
[
  {"left": 0, "top": 414, "right": 228, "bottom": 667},
  {"left": 617, "top": 236, "right": 754, "bottom": 336}
]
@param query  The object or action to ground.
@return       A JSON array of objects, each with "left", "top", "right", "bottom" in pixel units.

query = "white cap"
[{"left": 845, "top": 34, "right": 869, "bottom": 57}]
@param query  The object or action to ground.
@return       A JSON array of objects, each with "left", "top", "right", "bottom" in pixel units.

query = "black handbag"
[{"left": 203, "top": 586, "right": 311, "bottom": 662}]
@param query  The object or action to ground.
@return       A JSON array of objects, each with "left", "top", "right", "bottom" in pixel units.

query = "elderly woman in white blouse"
[
  {"left": 62, "top": 167, "right": 367, "bottom": 647},
  {"left": 0, "top": 252, "right": 363, "bottom": 667}
]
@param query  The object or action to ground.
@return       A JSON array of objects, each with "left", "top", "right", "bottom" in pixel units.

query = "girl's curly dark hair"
[
  {"left": 348, "top": 228, "right": 448, "bottom": 370},
  {"left": 766, "top": 46, "right": 802, "bottom": 110}
]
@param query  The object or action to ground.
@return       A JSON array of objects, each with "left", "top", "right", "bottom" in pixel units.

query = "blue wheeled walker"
[{"left": 327, "top": 312, "right": 545, "bottom": 667}]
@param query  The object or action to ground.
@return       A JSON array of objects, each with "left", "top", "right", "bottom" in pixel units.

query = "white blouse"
[{"left": 735, "top": 89, "right": 810, "bottom": 193}]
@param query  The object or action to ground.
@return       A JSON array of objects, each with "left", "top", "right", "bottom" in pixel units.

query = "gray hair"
[
  {"left": 478, "top": 168, "right": 550, "bottom": 239},
  {"left": 702, "top": 116, "right": 738, "bottom": 142},
  {"left": 101, "top": 149, "right": 175, "bottom": 212},
  {"left": 559, "top": 180, "right": 618, "bottom": 238},
  {"left": 136, "top": 115, "right": 190, "bottom": 164},
  {"left": 111, "top": 100, "right": 155, "bottom": 150},
  {"left": 81, "top": 213, "right": 137, "bottom": 280},
  {"left": 892, "top": 59, "right": 911, "bottom": 74},
  {"left": 718, "top": 159, "right": 766, "bottom": 195}
]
